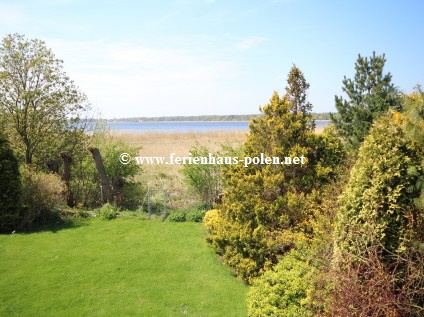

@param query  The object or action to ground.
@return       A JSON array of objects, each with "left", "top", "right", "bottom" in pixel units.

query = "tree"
[
  {"left": 286, "top": 65, "right": 313, "bottom": 120},
  {"left": 207, "top": 66, "right": 345, "bottom": 281},
  {"left": 0, "top": 137, "right": 21, "bottom": 232},
  {"left": 0, "top": 33, "right": 89, "bottom": 165},
  {"left": 331, "top": 52, "right": 402, "bottom": 149}
]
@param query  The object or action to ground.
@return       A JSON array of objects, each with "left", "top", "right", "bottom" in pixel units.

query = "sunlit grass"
[{"left": 0, "top": 218, "right": 248, "bottom": 317}]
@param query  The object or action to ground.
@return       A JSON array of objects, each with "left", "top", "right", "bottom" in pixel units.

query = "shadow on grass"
[{"left": 11, "top": 217, "right": 90, "bottom": 235}]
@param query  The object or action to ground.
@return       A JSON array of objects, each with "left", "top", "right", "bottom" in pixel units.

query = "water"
[{"left": 107, "top": 121, "right": 329, "bottom": 133}]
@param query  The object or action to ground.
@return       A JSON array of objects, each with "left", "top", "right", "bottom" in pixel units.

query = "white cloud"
[
  {"left": 236, "top": 36, "right": 266, "bottom": 50},
  {"left": 45, "top": 38, "right": 245, "bottom": 118}
]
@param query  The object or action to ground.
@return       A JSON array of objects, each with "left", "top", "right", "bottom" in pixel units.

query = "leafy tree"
[
  {"left": 331, "top": 52, "right": 402, "bottom": 149},
  {"left": 0, "top": 33, "right": 89, "bottom": 165},
  {"left": 208, "top": 66, "right": 345, "bottom": 281},
  {"left": 0, "top": 137, "right": 21, "bottom": 232}
]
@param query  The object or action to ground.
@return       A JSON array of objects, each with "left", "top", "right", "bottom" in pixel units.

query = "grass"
[{"left": 0, "top": 218, "right": 248, "bottom": 316}]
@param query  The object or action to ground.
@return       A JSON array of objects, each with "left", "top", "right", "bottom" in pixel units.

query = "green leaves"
[
  {"left": 331, "top": 52, "right": 402, "bottom": 150},
  {"left": 0, "top": 33, "right": 90, "bottom": 165}
]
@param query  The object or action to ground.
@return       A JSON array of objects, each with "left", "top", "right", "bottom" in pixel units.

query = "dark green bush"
[
  {"left": 99, "top": 203, "right": 117, "bottom": 220},
  {"left": 186, "top": 209, "right": 206, "bottom": 222},
  {"left": 0, "top": 138, "right": 21, "bottom": 232},
  {"left": 167, "top": 211, "right": 186, "bottom": 222}
]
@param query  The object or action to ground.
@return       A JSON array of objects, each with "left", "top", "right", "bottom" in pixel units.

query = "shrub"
[
  {"left": 326, "top": 246, "right": 424, "bottom": 317},
  {"left": 20, "top": 166, "right": 67, "bottom": 226},
  {"left": 186, "top": 209, "right": 206, "bottom": 222},
  {"left": 99, "top": 203, "right": 117, "bottom": 220},
  {"left": 167, "top": 211, "right": 186, "bottom": 222},
  {"left": 203, "top": 210, "right": 220, "bottom": 232},
  {"left": 0, "top": 138, "right": 21, "bottom": 232},
  {"left": 247, "top": 254, "right": 316, "bottom": 317},
  {"left": 334, "top": 111, "right": 423, "bottom": 257},
  {"left": 70, "top": 127, "right": 143, "bottom": 208},
  {"left": 180, "top": 143, "right": 223, "bottom": 206},
  {"left": 331, "top": 112, "right": 424, "bottom": 315},
  {"left": 119, "top": 181, "right": 146, "bottom": 210}
]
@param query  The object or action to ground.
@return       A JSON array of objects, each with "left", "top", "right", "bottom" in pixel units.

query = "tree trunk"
[
  {"left": 112, "top": 176, "right": 124, "bottom": 205},
  {"left": 87, "top": 146, "right": 114, "bottom": 204},
  {"left": 60, "top": 152, "right": 74, "bottom": 207},
  {"left": 45, "top": 158, "right": 59, "bottom": 174},
  {"left": 25, "top": 147, "right": 32, "bottom": 164}
]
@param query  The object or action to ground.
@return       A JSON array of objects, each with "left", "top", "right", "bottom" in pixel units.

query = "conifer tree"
[
  {"left": 331, "top": 52, "right": 402, "bottom": 149},
  {"left": 285, "top": 65, "right": 313, "bottom": 119},
  {"left": 208, "top": 66, "right": 345, "bottom": 281}
]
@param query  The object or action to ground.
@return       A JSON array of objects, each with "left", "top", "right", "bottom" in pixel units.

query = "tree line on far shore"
[{"left": 105, "top": 112, "right": 332, "bottom": 122}]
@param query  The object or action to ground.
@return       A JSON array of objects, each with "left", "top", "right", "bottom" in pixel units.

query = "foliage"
[
  {"left": 331, "top": 52, "right": 402, "bottom": 149},
  {"left": 186, "top": 209, "right": 207, "bottom": 222},
  {"left": 331, "top": 111, "right": 424, "bottom": 316},
  {"left": 207, "top": 67, "right": 346, "bottom": 282},
  {"left": 181, "top": 142, "right": 238, "bottom": 205},
  {"left": 166, "top": 211, "right": 186, "bottom": 222},
  {"left": 70, "top": 126, "right": 143, "bottom": 208},
  {"left": 401, "top": 86, "right": 424, "bottom": 209},
  {"left": 285, "top": 64, "right": 313, "bottom": 120},
  {"left": 20, "top": 166, "right": 67, "bottom": 226},
  {"left": 203, "top": 209, "right": 220, "bottom": 232},
  {"left": 247, "top": 253, "right": 316, "bottom": 317},
  {"left": 334, "top": 111, "right": 423, "bottom": 257},
  {"left": 0, "top": 33, "right": 90, "bottom": 165},
  {"left": 0, "top": 137, "right": 21, "bottom": 232},
  {"left": 99, "top": 203, "right": 117, "bottom": 220}
]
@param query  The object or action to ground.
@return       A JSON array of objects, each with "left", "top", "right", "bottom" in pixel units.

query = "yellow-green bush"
[
  {"left": 247, "top": 254, "right": 316, "bottom": 317},
  {"left": 20, "top": 166, "right": 67, "bottom": 226},
  {"left": 334, "top": 111, "right": 423, "bottom": 257},
  {"left": 203, "top": 209, "right": 220, "bottom": 233}
]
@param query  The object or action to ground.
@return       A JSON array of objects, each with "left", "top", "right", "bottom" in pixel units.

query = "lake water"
[{"left": 107, "top": 121, "right": 329, "bottom": 133}]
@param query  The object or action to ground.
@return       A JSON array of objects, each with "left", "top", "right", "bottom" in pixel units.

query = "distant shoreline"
[{"left": 106, "top": 120, "right": 331, "bottom": 123}]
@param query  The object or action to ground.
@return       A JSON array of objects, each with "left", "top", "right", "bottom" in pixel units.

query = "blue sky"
[{"left": 0, "top": 0, "right": 423, "bottom": 118}]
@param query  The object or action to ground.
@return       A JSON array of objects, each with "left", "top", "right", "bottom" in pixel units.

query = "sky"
[{"left": 0, "top": 0, "right": 423, "bottom": 119}]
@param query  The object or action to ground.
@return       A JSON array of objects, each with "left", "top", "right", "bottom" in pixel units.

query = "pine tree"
[{"left": 331, "top": 52, "right": 402, "bottom": 149}]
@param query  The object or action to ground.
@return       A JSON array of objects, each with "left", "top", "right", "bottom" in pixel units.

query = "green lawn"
[{"left": 0, "top": 218, "right": 248, "bottom": 316}]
